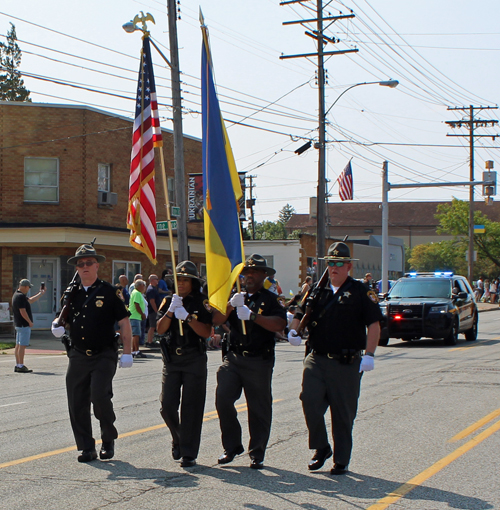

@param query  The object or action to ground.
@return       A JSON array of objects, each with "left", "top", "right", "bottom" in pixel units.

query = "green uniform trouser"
[{"left": 300, "top": 352, "right": 362, "bottom": 467}]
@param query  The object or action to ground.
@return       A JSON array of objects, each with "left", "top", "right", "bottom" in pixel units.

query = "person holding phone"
[{"left": 12, "top": 279, "right": 46, "bottom": 373}]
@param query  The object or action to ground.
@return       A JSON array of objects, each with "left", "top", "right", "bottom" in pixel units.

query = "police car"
[{"left": 378, "top": 272, "right": 478, "bottom": 346}]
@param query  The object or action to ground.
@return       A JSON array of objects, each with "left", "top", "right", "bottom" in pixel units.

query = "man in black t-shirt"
[
  {"left": 289, "top": 242, "right": 383, "bottom": 475},
  {"left": 12, "top": 278, "right": 45, "bottom": 373},
  {"left": 213, "top": 254, "right": 287, "bottom": 470}
]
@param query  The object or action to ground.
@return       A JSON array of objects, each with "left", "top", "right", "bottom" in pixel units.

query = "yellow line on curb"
[
  {"left": 366, "top": 419, "right": 500, "bottom": 510},
  {"left": 448, "top": 407, "right": 500, "bottom": 443},
  {"left": 0, "top": 399, "right": 282, "bottom": 469}
]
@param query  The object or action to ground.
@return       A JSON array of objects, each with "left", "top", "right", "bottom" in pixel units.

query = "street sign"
[
  {"left": 474, "top": 225, "right": 485, "bottom": 234},
  {"left": 156, "top": 220, "right": 177, "bottom": 231},
  {"left": 171, "top": 206, "right": 181, "bottom": 217}
]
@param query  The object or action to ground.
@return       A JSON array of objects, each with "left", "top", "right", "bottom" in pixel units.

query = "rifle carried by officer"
[
  {"left": 296, "top": 268, "right": 329, "bottom": 337},
  {"left": 296, "top": 235, "right": 349, "bottom": 338},
  {"left": 54, "top": 237, "right": 96, "bottom": 353}
]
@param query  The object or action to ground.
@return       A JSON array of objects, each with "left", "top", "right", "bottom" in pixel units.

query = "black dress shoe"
[
  {"left": 218, "top": 445, "right": 244, "bottom": 464},
  {"left": 78, "top": 449, "right": 98, "bottom": 463},
  {"left": 308, "top": 445, "right": 333, "bottom": 471},
  {"left": 99, "top": 441, "right": 115, "bottom": 460},
  {"left": 250, "top": 458, "right": 264, "bottom": 470},
  {"left": 330, "top": 463, "right": 348, "bottom": 475},
  {"left": 180, "top": 457, "right": 196, "bottom": 468},
  {"left": 172, "top": 442, "right": 181, "bottom": 461}
]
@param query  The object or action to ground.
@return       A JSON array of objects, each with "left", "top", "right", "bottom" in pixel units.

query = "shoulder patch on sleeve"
[{"left": 367, "top": 290, "right": 379, "bottom": 303}]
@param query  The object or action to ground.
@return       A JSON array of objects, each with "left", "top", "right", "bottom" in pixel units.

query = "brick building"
[
  {"left": 287, "top": 199, "right": 500, "bottom": 249},
  {"left": 0, "top": 101, "right": 205, "bottom": 329}
]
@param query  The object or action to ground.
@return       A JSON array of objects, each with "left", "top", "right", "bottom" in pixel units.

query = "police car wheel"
[
  {"left": 444, "top": 319, "right": 459, "bottom": 346},
  {"left": 464, "top": 315, "right": 478, "bottom": 342},
  {"left": 378, "top": 336, "right": 389, "bottom": 347}
]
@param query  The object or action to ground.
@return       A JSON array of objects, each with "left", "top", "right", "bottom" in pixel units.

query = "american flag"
[
  {"left": 338, "top": 160, "right": 353, "bottom": 201},
  {"left": 127, "top": 37, "right": 162, "bottom": 264}
]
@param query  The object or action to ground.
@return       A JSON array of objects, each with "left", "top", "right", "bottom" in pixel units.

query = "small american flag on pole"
[
  {"left": 127, "top": 36, "right": 162, "bottom": 264},
  {"left": 338, "top": 160, "right": 353, "bottom": 201}
]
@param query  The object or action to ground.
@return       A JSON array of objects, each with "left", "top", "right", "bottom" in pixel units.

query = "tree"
[
  {"left": 409, "top": 199, "right": 500, "bottom": 278},
  {"left": 408, "top": 241, "right": 460, "bottom": 273},
  {"left": 248, "top": 204, "right": 299, "bottom": 240},
  {"left": 254, "top": 220, "right": 287, "bottom": 240},
  {"left": 436, "top": 199, "right": 500, "bottom": 272},
  {"left": 278, "top": 203, "right": 295, "bottom": 225},
  {"left": 0, "top": 23, "right": 31, "bottom": 102}
]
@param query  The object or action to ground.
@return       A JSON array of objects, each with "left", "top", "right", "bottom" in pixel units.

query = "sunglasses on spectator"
[
  {"left": 76, "top": 261, "right": 97, "bottom": 268},
  {"left": 327, "top": 261, "right": 347, "bottom": 267}
]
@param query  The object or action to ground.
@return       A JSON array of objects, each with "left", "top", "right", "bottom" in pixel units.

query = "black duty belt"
[
  {"left": 72, "top": 346, "right": 109, "bottom": 357},
  {"left": 229, "top": 347, "right": 274, "bottom": 358},
  {"left": 311, "top": 349, "right": 362, "bottom": 360},
  {"left": 168, "top": 345, "right": 201, "bottom": 356}
]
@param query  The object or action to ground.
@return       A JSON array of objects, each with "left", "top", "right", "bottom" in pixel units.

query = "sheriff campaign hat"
[
  {"left": 175, "top": 260, "right": 203, "bottom": 281},
  {"left": 322, "top": 241, "right": 359, "bottom": 261},
  {"left": 67, "top": 244, "right": 106, "bottom": 265},
  {"left": 242, "top": 254, "right": 276, "bottom": 276}
]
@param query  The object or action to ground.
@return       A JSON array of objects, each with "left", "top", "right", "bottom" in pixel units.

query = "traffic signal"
[{"left": 482, "top": 170, "right": 496, "bottom": 197}]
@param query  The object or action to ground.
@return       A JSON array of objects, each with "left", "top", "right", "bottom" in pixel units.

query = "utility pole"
[
  {"left": 246, "top": 175, "right": 257, "bottom": 240},
  {"left": 446, "top": 106, "right": 498, "bottom": 284},
  {"left": 167, "top": 0, "right": 188, "bottom": 261},
  {"left": 280, "top": 0, "right": 357, "bottom": 269}
]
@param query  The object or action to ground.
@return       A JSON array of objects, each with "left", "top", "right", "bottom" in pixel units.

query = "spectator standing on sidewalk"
[
  {"left": 146, "top": 274, "right": 161, "bottom": 347},
  {"left": 12, "top": 279, "right": 45, "bottom": 373}
]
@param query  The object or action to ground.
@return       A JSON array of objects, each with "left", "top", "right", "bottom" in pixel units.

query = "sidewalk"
[
  {"left": 0, "top": 329, "right": 161, "bottom": 355},
  {"left": 1, "top": 302, "right": 497, "bottom": 354}
]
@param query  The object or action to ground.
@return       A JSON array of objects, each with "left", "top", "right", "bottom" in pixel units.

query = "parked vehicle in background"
[{"left": 378, "top": 272, "right": 478, "bottom": 346}]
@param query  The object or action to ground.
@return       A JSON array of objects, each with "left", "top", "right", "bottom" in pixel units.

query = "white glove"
[
  {"left": 359, "top": 355, "right": 374, "bottom": 373},
  {"left": 230, "top": 292, "right": 246, "bottom": 308},
  {"left": 51, "top": 322, "right": 65, "bottom": 338},
  {"left": 287, "top": 329, "right": 302, "bottom": 346},
  {"left": 236, "top": 305, "right": 252, "bottom": 321},
  {"left": 168, "top": 294, "right": 183, "bottom": 313},
  {"left": 119, "top": 354, "right": 133, "bottom": 368},
  {"left": 174, "top": 306, "right": 189, "bottom": 321}
]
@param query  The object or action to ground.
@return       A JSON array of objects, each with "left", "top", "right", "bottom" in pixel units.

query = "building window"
[
  {"left": 113, "top": 261, "right": 141, "bottom": 286},
  {"left": 98, "top": 163, "right": 111, "bottom": 192},
  {"left": 24, "top": 157, "right": 59, "bottom": 202}
]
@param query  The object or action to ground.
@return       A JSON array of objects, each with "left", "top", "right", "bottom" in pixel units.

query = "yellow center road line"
[
  {"left": 0, "top": 399, "right": 283, "bottom": 470},
  {"left": 449, "top": 334, "right": 500, "bottom": 352},
  {"left": 448, "top": 407, "right": 500, "bottom": 443},
  {"left": 366, "top": 418, "right": 500, "bottom": 510}
]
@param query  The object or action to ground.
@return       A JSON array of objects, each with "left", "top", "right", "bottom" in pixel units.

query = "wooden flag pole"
[
  {"left": 158, "top": 148, "right": 184, "bottom": 336},
  {"left": 235, "top": 271, "right": 247, "bottom": 335}
]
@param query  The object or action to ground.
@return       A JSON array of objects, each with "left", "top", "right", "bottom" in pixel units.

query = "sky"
[{"left": 1, "top": 0, "right": 499, "bottom": 223}]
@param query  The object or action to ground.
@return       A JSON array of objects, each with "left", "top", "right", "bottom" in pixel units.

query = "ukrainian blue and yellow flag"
[{"left": 201, "top": 12, "right": 245, "bottom": 313}]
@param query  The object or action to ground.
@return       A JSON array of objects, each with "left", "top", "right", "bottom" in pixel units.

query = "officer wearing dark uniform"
[
  {"left": 213, "top": 254, "right": 287, "bottom": 469},
  {"left": 156, "top": 261, "right": 212, "bottom": 468},
  {"left": 51, "top": 244, "right": 133, "bottom": 463},
  {"left": 289, "top": 242, "right": 383, "bottom": 475}
]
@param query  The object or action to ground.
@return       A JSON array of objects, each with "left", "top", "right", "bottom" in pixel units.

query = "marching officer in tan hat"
[
  {"left": 289, "top": 241, "right": 383, "bottom": 475},
  {"left": 156, "top": 261, "right": 212, "bottom": 468},
  {"left": 51, "top": 244, "right": 133, "bottom": 463},
  {"left": 212, "top": 254, "right": 287, "bottom": 469}
]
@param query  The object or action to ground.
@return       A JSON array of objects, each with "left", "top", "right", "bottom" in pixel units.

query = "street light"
[
  {"left": 325, "top": 80, "right": 399, "bottom": 116},
  {"left": 316, "top": 79, "right": 399, "bottom": 273}
]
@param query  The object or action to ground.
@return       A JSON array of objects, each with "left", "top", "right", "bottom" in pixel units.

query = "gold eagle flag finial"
[{"left": 133, "top": 11, "right": 156, "bottom": 35}]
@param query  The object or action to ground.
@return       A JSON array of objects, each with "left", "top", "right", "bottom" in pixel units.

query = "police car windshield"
[{"left": 389, "top": 279, "right": 452, "bottom": 299}]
